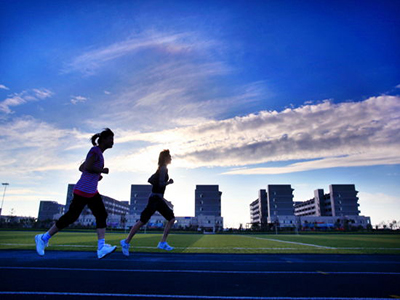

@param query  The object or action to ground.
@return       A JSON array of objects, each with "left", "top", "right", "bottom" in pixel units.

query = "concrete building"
[
  {"left": 130, "top": 185, "right": 152, "bottom": 215},
  {"left": 296, "top": 215, "right": 371, "bottom": 230},
  {"left": 195, "top": 185, "right": 222, "bottom": 217},
  {"left": 249, "top": 185, "right": 296, "bottom": 228},
  {"left": 267, "top": 185, "right": 296, "bottom": 226},
  {"left": 102, "top": 195, "right": 129, "bottom": 216},
  {"left": 65, "top": 184, "right": 75, "bottom": 211},
  {"left": 130, "top": 184, "right": 173, "bottom": 217},
  {"left": 38, "top": 201, "right": 64, "bottom": 221},
  {"left": 52, "top": 183, "right": 224, "bottom": 230},
  {"left": 294, "top": 185, "right": 360, "bottom": 217},
  {"left": 329, "top": 184, "right": 360, "bottom": 216},
  {"left": 195, "top": 185, "right": 223, "bottom": 231},
  {"left": 293, "top": 184, "right": 370, "bottom": 229},
  {"left": 250, "top": 189, "right": 268, "bottom": 225},
  {"left": 65, "top": 184, "right": 129, "bottom": 217},
  {"left": 174, "top": 217, "right": 193, "bottom": 229},
  {"left": 193, "top": 215, "right": 224, "bottom": 231}
]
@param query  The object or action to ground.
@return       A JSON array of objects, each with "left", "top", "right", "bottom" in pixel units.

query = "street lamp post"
[{"left": 1, "top": 183, "right": 9, "bottom": 216}]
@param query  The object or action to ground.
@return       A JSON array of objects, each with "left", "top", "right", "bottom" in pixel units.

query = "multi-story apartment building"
[
  {"left": 38, "top": 201, "right": 64, "bottom": 221},
  {"left": 130, "top": 185, "right": 152, "bottom": 216},
  {"left": 294, "top": 185, "right": 360, "bottom": 217},
  {"left": 250, "top": 189, "right": 267, "bottom": 225},
  {"left": 293, "top": 184, "right": 370, "bottom": 229},
  {"left": 130, "top": 184, "right": 173, "bottom": 216},
  {"left": 66, "top": 184, "right": 129, "bottom": 217},
  {"left": 47, "top": 183, "right": 226, "bottom": 230},
  {"left": 195, "top": 185, "right": 222, "bottom": 216},
  {"left": 249, "top": 185, "right": 295, "bottom": 227},
  {"left": 267, "top": 185, "right": 295, "bottom": 225},
  {"left": 195, "top": 185, "right": 223, "bottom": 230}
]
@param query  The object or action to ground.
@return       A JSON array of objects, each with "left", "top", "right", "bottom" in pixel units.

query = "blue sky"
[{"left": 1, "top": 0, "right": 400, "bottom": 228}]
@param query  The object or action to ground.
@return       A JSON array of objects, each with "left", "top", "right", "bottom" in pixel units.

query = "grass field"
[{"left": 1, "top": 231, "right": 400, "bottom": 254}]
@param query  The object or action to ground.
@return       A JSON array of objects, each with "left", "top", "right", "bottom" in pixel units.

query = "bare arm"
[
  {"left": 159, "top": 166, "right": 173, "bottom": 187},
  {"left": 83, "top": 155, "right": 109, "bottom": 174}
]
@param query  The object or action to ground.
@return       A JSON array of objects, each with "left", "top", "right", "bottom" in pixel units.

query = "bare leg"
[
  {"left": 161, "top": 218, "right": 175, "bottom": 243},
  {"left": 47, "top": 224, "right": 59, "bottom": 236},
  {"left": 97, "top": 228, "right": 105, "bottom": 240},
  {"left": 125, "top": 220, "right": 144, "bottom": 244}
]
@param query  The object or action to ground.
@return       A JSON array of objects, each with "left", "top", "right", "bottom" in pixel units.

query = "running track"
[{"left": 0, "top": 250, "right": 399, "bottom": 299}]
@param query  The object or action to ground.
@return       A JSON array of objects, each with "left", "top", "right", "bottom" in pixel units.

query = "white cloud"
[
  {"left": 0, "top": 84, "right": 10, "bottom": 90},
  {"left": 396, "top": 84, "right": 400, "bottom": 89},
  {"left": 1, "top": 92, "right": 398, "bottom": 179},
  {"left": 0, "top": 116, "right": 89, "bottom": 178},
  {"left": 33, "top": 89, "right": 53, "bottom": 99},
  {"left": 63, "top": 30, "right": 255, "bottom": 132},
  {"left": 71, "top": 96, "right": 88, "bottom": 105},
  {"left": 108, "top": 95, "right": 400, "bottom": 173},
  {"left": 86, "top": 61, "right": 263, "bottom": 131},
  {"left": 0, "top": 89, "right": 53, "bottom": 114},
  {"left": 223, "top": 150, "right": 400, "bottom": 175},
  {"left": 64, "top": 31, "right": 217, "bottom": 75}
]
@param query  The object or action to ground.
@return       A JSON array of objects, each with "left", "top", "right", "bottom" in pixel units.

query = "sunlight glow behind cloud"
[{"left": 106, "top": 95, "right": 400, "bottom": 173}]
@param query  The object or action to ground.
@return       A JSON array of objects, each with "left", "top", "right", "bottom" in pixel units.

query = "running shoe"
[
  {"left": 97, "top": 244, "right": 117, "bottom": 259},
  {"left": 120, "top": 239, "right": 130, "bottom": 257},
  {"left": 35, "top": 234, "right": 48, "bottom": 256},
  {"left": 157, "top": 242, "right": 174, "bottom": 251}
]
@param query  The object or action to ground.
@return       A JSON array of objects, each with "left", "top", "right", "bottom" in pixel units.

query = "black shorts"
[
  {"left": 56, "top": 193, "right": 108, "bottom": 229},
  {"left": 140, "top": 195, "right": 175, "bottom": 224}
]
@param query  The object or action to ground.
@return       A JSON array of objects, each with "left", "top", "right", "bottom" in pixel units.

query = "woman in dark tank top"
[{"left": 120, "top": 149, "right": 176, "bottom": 256}]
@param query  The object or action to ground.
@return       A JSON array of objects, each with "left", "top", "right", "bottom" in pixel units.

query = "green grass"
[{"left": 1, "top": 231, "right": 400, "bottom": 254}]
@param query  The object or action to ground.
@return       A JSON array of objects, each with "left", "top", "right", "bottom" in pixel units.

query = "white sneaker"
[
  {"left": 157, "top": 242, "right": 174, "bottom": 251},
  {"left": 35, "top": 234, "right": 48, "bottom": 256},
  {"left": 120, "top": 239, "right": 130, "bottom": 257},
  {"left": 97, "top": 244, "right": 117, "bottom": 259}
]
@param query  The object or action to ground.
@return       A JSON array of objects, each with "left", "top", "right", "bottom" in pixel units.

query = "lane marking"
[
  {"left": 2, "top": 243, "right": 400, "bottom": 250},
  {"left": 1, "top": 266, "right": 399, "bottom": 275},
  {"left": 0, "top": 291, "right": 395, "bottom": 299},
  {"left": 241, "top": 236, "right": 337, "bottom": 249},
  {"left": 316, "top": 270, "right": 329, "bottom": 275}
]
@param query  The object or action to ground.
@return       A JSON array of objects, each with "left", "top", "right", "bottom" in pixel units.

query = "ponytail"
[
  {"left": 91, "top": 133, "right": 101, "bottom": 146},
  {"left": 90, "top": 128, "right": 114, "bottom": 146}
]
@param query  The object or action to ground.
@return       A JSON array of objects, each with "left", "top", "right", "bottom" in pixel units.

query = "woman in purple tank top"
[{"left": 35, "top": 128, "right": 117, "bottom": 259}]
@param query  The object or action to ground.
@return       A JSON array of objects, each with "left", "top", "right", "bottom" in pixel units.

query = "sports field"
[{"left": 1, "top": 231, "right": 400, "bottom": 254}]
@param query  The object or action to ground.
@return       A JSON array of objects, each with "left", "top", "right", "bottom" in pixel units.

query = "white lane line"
[
  {"left": 1, "top": 243, "right": 400, "bottom": 250},
  {"left": 1, "top": 266, "right": 399, "bottom": 275},
  {"left": 241, "top": 236, "right": 337, "bottom": 249},
  {"left": 0, "top": 243, "right": 298, "bottom": 250},
  {"left": 0, "top": 292, "right": 395, "bottom": 299}
]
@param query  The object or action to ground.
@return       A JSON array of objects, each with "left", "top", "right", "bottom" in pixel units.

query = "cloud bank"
[
  {"left": 109, "top": 95, "right": 400, "bottom": 174},
  {"left": 1, "top": 93, "right": 398, "bottom": 176},
  {"left": 0, "top": 116, "right": 88, "bottom": 178}
]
